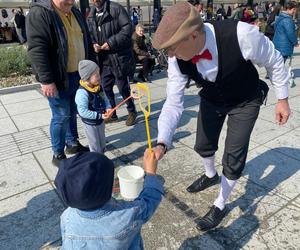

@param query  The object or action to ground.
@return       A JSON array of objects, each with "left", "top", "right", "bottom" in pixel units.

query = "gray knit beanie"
[{"left": 78, "top": 60, "right": 99, "bottom": 81}]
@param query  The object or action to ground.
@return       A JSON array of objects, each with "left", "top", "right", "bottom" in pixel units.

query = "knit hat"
[
  {"left": 54, "top": 152, "right": 115, "bottom": 210},
  {"left": 78, "top": 60, "right": 99, "bottom": 81},
  {"left": 152, "top": 2, "right": 203, "bottom": 50}
]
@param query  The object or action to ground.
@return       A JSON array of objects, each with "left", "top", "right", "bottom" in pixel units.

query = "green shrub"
[{"left": 0, "top": 45, "right": 31, "bottom": 78}]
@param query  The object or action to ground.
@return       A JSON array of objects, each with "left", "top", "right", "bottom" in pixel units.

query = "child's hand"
[
  {"left": 143, "top": 149, "right": 158, "bottom": 175},
  {"left": 102, "top": 110, "right": 112, "bottom": 120}
]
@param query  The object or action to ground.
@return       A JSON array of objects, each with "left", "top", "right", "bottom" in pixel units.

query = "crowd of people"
[
  {"left": 0, "top": 7, "right": 27, "bottom": 43},
  {"left": 24, "top": 0, "right": 296, "bottom": 248}
]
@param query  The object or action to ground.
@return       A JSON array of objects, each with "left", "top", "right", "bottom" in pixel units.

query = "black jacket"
[
  {"left": 87, "top": 1, "right": 135, "bottom": 78},
  {"left": 14, "top": 12, "right": 26, "bottom": 29},
  {"left": 26, "top": 0, "right": 95, "bottom": 90}
]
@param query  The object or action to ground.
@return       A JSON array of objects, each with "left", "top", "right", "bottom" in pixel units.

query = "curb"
[{"left": 0, "top": 82, "right": 40, "bottom": 95}]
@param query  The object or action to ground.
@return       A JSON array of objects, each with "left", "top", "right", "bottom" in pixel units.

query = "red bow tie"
[{"left": 191, "top": 49, "right": 212, "bottom": 64}]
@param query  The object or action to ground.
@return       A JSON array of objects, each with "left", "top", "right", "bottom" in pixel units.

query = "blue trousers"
[{"left": 47, "top": 72, "right": 80, "bottom": 155}]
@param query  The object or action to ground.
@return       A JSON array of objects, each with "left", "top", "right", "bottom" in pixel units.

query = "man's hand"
[
  {"left": 275, "top": 98, "right": 291, "bottom": 125},
  {"left": 93, "top": 43, "right": 101, "bottom": 53},
  {"left": 153, "top": 144, "right": 166, "bottom": 161},
  {"left": 143, "top": 149, "right": 158, "bottom": 175},
  {"left": 41, "top": 83, "right": 58, "bottom": 97},
  {"left": 100, "top": 42, "right": 110, "bottom": 51}
]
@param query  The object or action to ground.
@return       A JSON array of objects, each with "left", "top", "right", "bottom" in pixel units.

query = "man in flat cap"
[{"left": 152, "top": 2, "right": 290, "bottom": 231}]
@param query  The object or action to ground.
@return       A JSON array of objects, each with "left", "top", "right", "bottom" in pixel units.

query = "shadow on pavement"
[
  {"left": 0, "top": 189, "right": 64, "bottom": 249},
  {"left": 179, "top": 147, "right": 300, "bottom": 249},
  {"left": 106, "top": 97, "right": 199, "bottom": 165}
]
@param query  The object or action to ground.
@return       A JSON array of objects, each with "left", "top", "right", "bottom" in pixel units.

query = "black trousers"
[
  {"left": 101, "top": 65, "right": 136, "bottom": 118},
  {"left": 194, "top": 95, "right": 261, "bottom": 180},
  {"left": 139, "top": 57, "right": 155, "bottom": 77}
]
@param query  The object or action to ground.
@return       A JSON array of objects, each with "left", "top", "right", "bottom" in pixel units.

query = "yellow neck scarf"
[{"left": 80, "top": 80, "right": 100, "bottom": 93}]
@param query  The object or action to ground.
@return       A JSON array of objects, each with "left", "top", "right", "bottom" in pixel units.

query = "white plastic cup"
[{"left": 117, "top": 165, "right": 145, "bottom": 200}]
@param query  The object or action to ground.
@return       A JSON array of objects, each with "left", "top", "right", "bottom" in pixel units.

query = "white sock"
[
  {"left": 203, "top": 155, "right": 216, "bottom": 178},
  {"left": 213, "top": 175, "right": 237, "bottom": 210}
]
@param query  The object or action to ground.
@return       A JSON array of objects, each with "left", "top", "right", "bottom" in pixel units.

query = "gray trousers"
[
  {"left": 83, "top": 122, "right": 106, "bottom": 154},
  {"left": 194, "top": 94, "right": 262, "bottom": 180}
]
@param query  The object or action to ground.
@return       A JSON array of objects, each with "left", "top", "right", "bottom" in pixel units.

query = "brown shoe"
[{"left": 126, "top": 111, "right": 137, "bottom": 126}]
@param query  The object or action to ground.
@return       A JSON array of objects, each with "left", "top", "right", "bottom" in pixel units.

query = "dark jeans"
[
  {"left": 194, "top": 95, "right": 261, "bottom": 180},
  {"left": 101, "top": 65, "right": 136, "bottom": 118},
  {"left": 47, "top": 72, "right": 80, "bottom": 155}
]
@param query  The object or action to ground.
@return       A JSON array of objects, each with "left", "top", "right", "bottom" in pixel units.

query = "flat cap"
[{"left": 152, "top": 2, "right": 203, "bottom": 50}]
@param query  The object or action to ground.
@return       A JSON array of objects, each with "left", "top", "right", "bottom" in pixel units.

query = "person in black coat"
[
  {"left": 87, "top": 0, "right": 137, "bottom": 126},
  {"left": 26, "top": 0, "right": 95, "bottom": 166}
]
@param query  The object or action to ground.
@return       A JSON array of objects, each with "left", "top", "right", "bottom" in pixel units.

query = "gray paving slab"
[
  {"left": 142, "top": 198, "right": 224, "bottom": 250},
  {"left": 0, "top": 184, "right": 64, "bottom": 250},
  {"left": 264, "top": 127, "right": 300, "bottom": 161},
  {"left": 288, "top": 96, "right": 300, "bottom": 113},
  {"left": 250, "top": 118, "right": 292, "bottom": 145},
  {"left": 0, "top": 89, "right": 43, "bottom": 105},
  {"left": 4, "top": 97, "right": 49, "bottom": 116},
  {"left": 14, "top": 127, "right": 51, "bottom": 154},
  {"left": 243, "top": 145, "right": 300, "bottom": 201},
  {"left": 0, "top": 117, "right": 18, "bottom": 136},
  {"left": 11, "top": 109, "right": 51, "bottom": 131},
  {"left": 238, "top": 202, "right": 300, "bottom": 250},
  {"left": 33, "top": 148, "right": 59, "bottom": 182},
  {"left": 0, "top": 154, "right": 48, "bottom": 200},
  {"left": 0, "top": 134, "right": 21, "bottom": 161},
  {"left": 0, "top": 104, "right": 9, "bottom": 118},
  {"left": 259, "top": 104, "right": 300, "bottom": 129}
]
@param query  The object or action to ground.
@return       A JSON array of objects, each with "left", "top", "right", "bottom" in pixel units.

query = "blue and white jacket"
[{"left": 75, "top": 86, "right": 111, "bottom": 126}]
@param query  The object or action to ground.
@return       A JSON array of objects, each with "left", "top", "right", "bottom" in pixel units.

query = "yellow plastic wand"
[{"left": 136, "top": 83, "right": 152, "bottom": 153}]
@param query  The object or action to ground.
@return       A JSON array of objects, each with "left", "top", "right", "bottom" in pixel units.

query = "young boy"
[
  {"left": 75, "top": 60, "right": 112, "bottom": 154},
  {"left": 54, "top": 150, "right": 164, "bottom": 249}
]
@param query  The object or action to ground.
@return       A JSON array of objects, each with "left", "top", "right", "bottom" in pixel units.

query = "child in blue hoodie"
[{"left": 75, "top": 60, "right": 112, "bottom": 153}]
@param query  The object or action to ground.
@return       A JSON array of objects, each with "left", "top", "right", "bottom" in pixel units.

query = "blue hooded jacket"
[{"left": 273, "top": 12, "right": 298, "bottom": 57}]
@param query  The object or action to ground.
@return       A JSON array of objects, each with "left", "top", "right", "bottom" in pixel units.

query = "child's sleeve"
[
  {"left": 75, "top": 89, "right": 102, "bottom": 120},
  {"left": 133, "top": 175, "right": 164, "bottom": 224}
]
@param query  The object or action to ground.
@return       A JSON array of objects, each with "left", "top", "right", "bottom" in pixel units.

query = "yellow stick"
[{"left": 145, "top": 115, "right": 152, "bottom": 154}]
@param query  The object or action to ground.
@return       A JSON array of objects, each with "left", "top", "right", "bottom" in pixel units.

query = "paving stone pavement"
[{"left": 1, "top": 48, "right": 300, "bottom": 249}]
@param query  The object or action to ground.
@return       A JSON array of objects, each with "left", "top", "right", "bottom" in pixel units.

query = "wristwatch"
[{"left": 156, "top": 142, "right": 167, "bottom": 154}]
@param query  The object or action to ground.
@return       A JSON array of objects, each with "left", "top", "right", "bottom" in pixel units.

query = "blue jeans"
[{"left": 47, "top": 72, "right": 80, "bottom": 155}]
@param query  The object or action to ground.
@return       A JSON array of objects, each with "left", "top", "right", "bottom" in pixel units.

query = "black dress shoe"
[
  {"left": 196, "top": 205, "right": 227, "bottom": 231},
  {"left": 65, "top": 141, "right": 89, "bottom": 155},
  {"left": 186, "top": 173, "right": 219, "bottom": 193},
  {"left": 52, "top": 154, "right": 66, "bottom": 167}
]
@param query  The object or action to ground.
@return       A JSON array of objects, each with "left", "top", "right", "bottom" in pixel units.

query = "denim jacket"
[
  {"left": 273, "top": 12, "right": 298, "bottom": 57},
  {"left": 60, "top": 175, "right": 164, "bottom": 250}
]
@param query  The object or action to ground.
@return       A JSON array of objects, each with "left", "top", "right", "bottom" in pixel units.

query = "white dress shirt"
[{"left": 157, "top": 22, "right": 289, "bottom": 148}]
